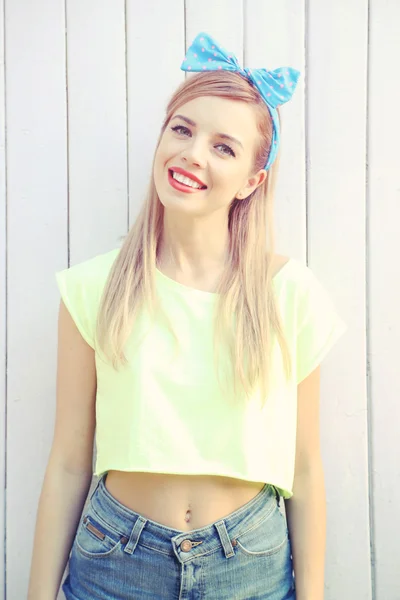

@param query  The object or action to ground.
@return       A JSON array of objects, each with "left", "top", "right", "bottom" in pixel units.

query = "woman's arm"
[
  {"left": 285, "top": 366, "right": 326, "bottom": 600},
  {"left": 27, "top": 300, "right": 97, "bottom": 600}
]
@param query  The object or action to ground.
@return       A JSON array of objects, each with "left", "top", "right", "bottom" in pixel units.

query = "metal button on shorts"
[{"left": 180, "top": 539, "right": 193, "bottom": 552}]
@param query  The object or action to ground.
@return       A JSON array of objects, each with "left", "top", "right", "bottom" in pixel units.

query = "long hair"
[{"left": 95, "top": 71, "right": 291, "bottom": 407}]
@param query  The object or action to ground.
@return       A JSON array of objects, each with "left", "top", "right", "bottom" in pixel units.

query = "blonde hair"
[{"left": 96, "top": 71, "right": 291, "bottom": 406}]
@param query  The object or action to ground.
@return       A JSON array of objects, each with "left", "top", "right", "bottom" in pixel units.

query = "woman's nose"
[{"left": 182, "top": 140, "right": 207, "bottom": 168}]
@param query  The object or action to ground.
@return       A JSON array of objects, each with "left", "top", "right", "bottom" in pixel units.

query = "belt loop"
[
  {"left": 124, "top": 515, "right": 146, "bottom": 555},
  {"left": 214, "top": 520, "right": 235, "bottom": 559}
]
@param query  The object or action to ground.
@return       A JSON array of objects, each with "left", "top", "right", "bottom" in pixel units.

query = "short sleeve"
[
  {"left": 296, "top": 269, "right": 347, "bottom": 383},
  {"left": 55, "top": 261, "right": 98, "bottom": 348}
]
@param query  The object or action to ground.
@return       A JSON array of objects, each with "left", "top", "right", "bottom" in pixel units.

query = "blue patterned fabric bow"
[{"left": 181, "top": 32, "right": 300, "bottom": 170}]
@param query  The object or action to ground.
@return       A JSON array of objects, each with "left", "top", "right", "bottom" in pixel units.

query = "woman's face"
[{"left": 153, "top": 96, "right": 267, "bottom": 217}]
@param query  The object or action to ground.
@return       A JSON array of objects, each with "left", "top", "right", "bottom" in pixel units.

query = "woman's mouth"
[{"left": 168, "top": 170, "right": 207, "bottom": 194}]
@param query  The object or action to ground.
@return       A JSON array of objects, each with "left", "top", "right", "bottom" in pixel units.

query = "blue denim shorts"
[{"left": 63, "top": 474, "right": 296, "bottom": 599}]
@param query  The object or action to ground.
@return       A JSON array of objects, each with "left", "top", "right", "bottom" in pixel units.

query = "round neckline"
[
  {"left": 155, "top": 266, "right": 217, "bottom": 298},
  {"left": 155, "top": 258, "right": 293, "bottom": 297}
]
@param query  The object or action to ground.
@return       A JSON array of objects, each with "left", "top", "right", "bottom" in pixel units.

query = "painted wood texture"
[
  {"left": 5, "top": 2, "right": 69, "bottom": 599},
  {"left": 0, "top": 1, "right": 6, "bottom": 597},
  {"left": 368, "top": 1, "right": 400, "bottom": 597},
  {"left": 1, "top": 2, "right": 398, "bottom": 599},
  {"left": 307, "top": 2, "right": 371, "bottom": 598}
]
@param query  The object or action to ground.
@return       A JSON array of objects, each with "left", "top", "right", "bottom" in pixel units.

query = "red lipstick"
[
  {"left": 169, "top": 167, "right": 207, "bottom": 188},
  {"left": 168, "top": 169, "right": 207, "bottom": 194}
]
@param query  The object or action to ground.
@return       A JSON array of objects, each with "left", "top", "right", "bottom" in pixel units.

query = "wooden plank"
[
  {"left": 5, "top": 1, "right": 69, "bottom": 597},
  {"left": 368, "top": 1, "right": 400, "bottom": 597},
  {"left": 0, "top": 0, "right": 6, "bottom": 594},
  {"left": 63, "top": 0, "right": 129, "bottom": 538},
  {"left": 66, "top": 0, "right": 128, "bottom": 261},
  {"left": 126, "top": 0, "right": 185, "bottom": 225},
  {"left": 185, "top": 0, "right": 243, "bottom": 61},
  {"left": 307, "top": 2, "right": 371, "bottom": 598},
  {"left": 245, "top": 0, "right": 306, "bottom": 261}
]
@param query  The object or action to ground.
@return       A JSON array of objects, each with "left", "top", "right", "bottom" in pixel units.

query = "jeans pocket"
[
  {"left": 74, "top": 507, "right": 125, "bottom": 559},
  {"left": 235, "top": 503, "right": 289, "bottom": 557}
]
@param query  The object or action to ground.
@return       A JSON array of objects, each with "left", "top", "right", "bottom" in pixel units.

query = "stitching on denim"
[
  {"left": 220, "top": 484, "right": 273, "bottom": 523},
  {"left": 180, "top": 545, "right": 223, "bottom": 560},
  {"left": 88, "top": 505, "right": 128, "bottom": 540},
  {"left": 139, "top": 541, "right": 172, "bottom": 557},
  {"left": 232, "top": 500, "right": 276, "bottom": 539},
  {"left": 236, "top": 534, "right": 288, "bottom": 557},
  {"left": 75, "top": 537, "right": 123, "bottom": 560}
]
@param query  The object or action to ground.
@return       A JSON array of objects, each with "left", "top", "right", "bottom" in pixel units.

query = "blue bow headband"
[{"left": 181, "top": 32, "right": 300, "bottom": 171}]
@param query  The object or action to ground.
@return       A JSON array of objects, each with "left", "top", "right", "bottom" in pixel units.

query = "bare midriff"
[{"left": 105, "top": 471, "right": 265, "bottom": 532}]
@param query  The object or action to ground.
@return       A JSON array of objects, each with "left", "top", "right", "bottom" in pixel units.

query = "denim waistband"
[{"left": 87, "top": 475, "right": 280, "bottom": 562}]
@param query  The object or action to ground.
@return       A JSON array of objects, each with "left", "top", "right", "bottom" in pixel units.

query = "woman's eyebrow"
[{"left": 171, "top": 114, "right": 244, "bottom": 149}]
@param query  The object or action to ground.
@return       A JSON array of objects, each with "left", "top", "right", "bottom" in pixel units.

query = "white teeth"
[{"left": 171, "top": 171, "right": 204, "bottom": 189}]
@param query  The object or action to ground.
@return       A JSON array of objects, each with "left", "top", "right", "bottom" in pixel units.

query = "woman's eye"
[
  {"left": 171, "top": 125, "right": 190, "bottom": 136},
  {"left": 216, "top": 144, "right": 235, "bottom": 157},
  {"left": 170, "top": 125, "right": 235, "bottom": 157}
]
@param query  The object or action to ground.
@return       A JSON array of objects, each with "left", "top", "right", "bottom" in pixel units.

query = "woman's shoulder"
[
  {"left": 80, "top": 247, "right": 120, "bottom": 271},
  {"left": 63, "top": 247, "right": 120, "bottom": 278},
  {"left": 271, "top": 253, "right": 315, "bottom": 277},
  {"left": 55, "top": 247, "right": 121, "bottom": 297},
  {"left": 270, "top": 254, "right": 320, "bottom": 296},
  {"left": 271, "top": 255, "right": 342, "bottom": 325},
  {"left": 270, "top": 254, "right": 292, "bottom": 279}
]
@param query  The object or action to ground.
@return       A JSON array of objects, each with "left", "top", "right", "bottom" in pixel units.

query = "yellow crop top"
[{"left": 55, "top": 247, "right": 346, "bottom": 499}]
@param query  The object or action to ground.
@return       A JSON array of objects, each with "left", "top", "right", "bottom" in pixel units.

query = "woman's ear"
[{"left": 237, "top": 169, "right": 268, "bottom": 199}]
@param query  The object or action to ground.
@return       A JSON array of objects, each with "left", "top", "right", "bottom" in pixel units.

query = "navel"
[{"left": 184, "top": 503, "right": 192, "bottom": 524}]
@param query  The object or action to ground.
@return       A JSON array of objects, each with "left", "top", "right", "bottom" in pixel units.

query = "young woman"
[{"left": 28, "top": 32, "right": 346, "bottom": 600}]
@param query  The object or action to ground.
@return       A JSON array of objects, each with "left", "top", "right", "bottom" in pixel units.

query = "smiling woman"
[
  {"left": 154, "top": 95, "right": 268, "bottom": 219},
  {"left": 28, "top": 31, "right": 346, "bottom": 600}
]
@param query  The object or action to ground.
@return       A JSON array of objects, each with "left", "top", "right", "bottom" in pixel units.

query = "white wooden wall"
[{"left": 1, "top": 1, "right": 399, "bottom": 598}]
